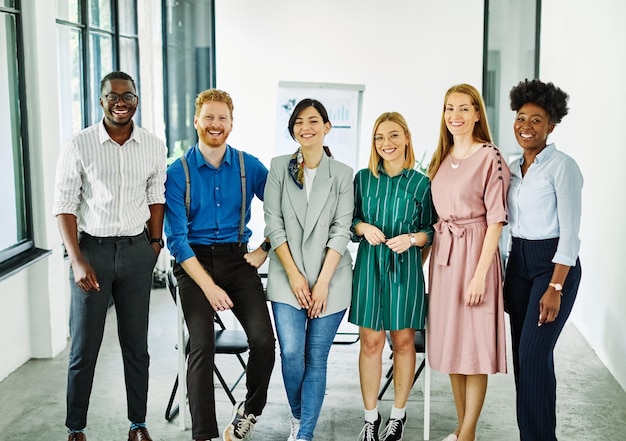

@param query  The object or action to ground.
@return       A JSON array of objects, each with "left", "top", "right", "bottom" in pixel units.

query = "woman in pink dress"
[{"left": 427, "top": 84, "right": 511, "bottom": 441}]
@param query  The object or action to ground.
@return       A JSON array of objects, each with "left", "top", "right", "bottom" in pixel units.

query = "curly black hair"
[{"left": 509, "top": 79, "right": 569, "bottom": 124}]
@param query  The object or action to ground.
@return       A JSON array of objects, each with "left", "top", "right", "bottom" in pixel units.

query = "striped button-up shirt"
[{"left": 52, "top": 120, "right": 167, "bottom": 237}]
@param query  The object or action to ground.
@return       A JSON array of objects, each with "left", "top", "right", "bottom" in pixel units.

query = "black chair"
[{"left": 164, "top": 269, "right": 249, "bottom": 425}]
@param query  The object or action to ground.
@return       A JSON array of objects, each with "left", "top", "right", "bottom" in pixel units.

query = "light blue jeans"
[{"left": 272, "top": 302, "right": 346, "bottom": 441}]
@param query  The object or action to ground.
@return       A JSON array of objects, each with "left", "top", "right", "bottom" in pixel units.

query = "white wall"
[
  {"left": 540, "top": 0, "right": 626, "bottom": 390},
  {"left": 214, "top": 0, "right": 485, "bottom": 168}
]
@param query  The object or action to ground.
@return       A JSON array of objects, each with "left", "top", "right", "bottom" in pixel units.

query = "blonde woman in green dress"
[{"left": 350, "top": 112, "right": 436, "bottom": 441}]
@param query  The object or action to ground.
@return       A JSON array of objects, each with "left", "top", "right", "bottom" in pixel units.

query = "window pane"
[
  {"left": 88, "top": 32, "right": 113, "bottom": 125},
  {"left": 2, "top": 0, "right": 16, "bottom": 8},
  {"left": 89, "top": 0, "right": 112, "bottom": 31},
  {"left": 119, "top": 35, "right": 140, "bottom": 123},
  {"left": 57, "top": 25, "right": 84, "bottom": 141},
  {"left": 485, "top": 0, "right": 538, "bottom": 150},
  {"left": 0, "top": 14, "right": 28, "bottom": 254},
  {"left": 118, "top": 0, "right": 137, "bottom": 35},
  {"left": 56, "top": 0, "right": 81, "bottom": 23}
]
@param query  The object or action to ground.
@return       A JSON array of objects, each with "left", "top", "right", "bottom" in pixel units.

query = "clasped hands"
[{"left": 360, "top": 223, "right": 413, "bottom": 254}]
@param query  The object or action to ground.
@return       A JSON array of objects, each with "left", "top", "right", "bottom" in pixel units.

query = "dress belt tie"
[{"left": 434, "top": 216, "right": 486, "bottom": 266}]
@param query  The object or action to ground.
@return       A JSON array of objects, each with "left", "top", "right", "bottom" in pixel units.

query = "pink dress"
[{"left": 428, "top": 144, "right": 510, "bottom": 374}]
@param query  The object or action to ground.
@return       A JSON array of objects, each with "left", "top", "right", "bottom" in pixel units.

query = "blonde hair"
[
  {"left": 427, "top": 83, "right": 492, "bottom": 179},
  {"left": 368, "top": 112, "right": 416, "bottom": 178},
  {"left": 195, "top": 88, "right": 234, "bottom": 118}
]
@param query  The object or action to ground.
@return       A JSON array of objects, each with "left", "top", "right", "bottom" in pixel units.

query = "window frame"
[
  {"left": 0, "top": 1, "right": 44, "bottom": 277},
  {"left": 56, "top": 0, "right": 140, "bottom": 128}
]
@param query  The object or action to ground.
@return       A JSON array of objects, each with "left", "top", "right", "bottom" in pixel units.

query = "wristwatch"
[
  {"left": 549, "top": 282, "right": 563, "bottom": 292},
  {"left": 409, "top": 233, "right": 416, "bottom": 246},
  {"left": 150, "top": 238, "right": 165, "bottom": 248},
  {"left": 260, "top": 241, "right": 271, "bottom": 252}
]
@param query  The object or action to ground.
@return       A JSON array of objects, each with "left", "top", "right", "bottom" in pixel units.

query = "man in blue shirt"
[{"left": 164, "top": 89, "right": 275, "bottom": 441}]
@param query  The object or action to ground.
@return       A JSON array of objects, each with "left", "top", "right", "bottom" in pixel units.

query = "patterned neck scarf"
[
  {"left": 288, "top": 147, "right": 305, "bottom": 189},
  {"left": 288, "top": 146, "right": 332, "bottom": 189}
]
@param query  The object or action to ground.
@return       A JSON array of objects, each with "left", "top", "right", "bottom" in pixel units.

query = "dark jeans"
[
  {"left": 173, "top": 243, "right": 276, "bottom": 440},
  {"left": 66, "top": 232, "right": 157, "bottom": 431},
  {"left": 504, "top": 237, "right": 581, "bottom": 441}
]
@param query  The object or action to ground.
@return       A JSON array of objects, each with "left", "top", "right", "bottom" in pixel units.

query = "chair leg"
[
  {"left": 214, "top": 366, "right": 237, "bottom": 405},
  {"left": 165, "top": 376, "right": 180, "bottom": 421}
]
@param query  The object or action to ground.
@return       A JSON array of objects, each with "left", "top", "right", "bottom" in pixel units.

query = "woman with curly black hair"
[{"left": 504, "top": 79, "right": 583, "bottom": 441}]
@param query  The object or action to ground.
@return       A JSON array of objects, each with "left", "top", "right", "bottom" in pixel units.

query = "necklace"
[{"left": 450, "top": 144, "right": 473, "bottom": 169}]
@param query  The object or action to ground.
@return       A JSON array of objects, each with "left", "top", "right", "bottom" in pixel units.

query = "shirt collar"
[
  {"left": 535, "top": 143, "right": 556, "bottom": 163},
  {"left": 516, "top": 143, "right": 556, "bottom": 167},
  {"left": 377, "top": 161, "right": 412, "bottom": 178},
  {"left": 193, "top": 143, "right": 233, "bottom": 169},
  {"left": 97, "top": 119, "right": 137, "bottom": 145}
]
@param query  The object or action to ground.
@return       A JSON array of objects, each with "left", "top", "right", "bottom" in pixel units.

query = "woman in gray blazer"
[{"left": 264, "top": 99, "right": 354, "bottom": 441}]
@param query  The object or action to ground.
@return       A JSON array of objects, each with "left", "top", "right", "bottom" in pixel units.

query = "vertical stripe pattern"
[
  {"left": 349, "top": 167, "right": 435, "bottom": 331},
  {"left": 53, "top": 121, "right": 167, "bottom": 236}
]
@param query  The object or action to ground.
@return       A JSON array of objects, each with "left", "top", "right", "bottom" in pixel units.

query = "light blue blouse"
[{"left": 508, "top": 143, "right": 583, "bottom": 266}]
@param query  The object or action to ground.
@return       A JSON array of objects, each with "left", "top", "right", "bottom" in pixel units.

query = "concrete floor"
[{"left": 1, "top": 287, "right": 625, "bottom": 441}]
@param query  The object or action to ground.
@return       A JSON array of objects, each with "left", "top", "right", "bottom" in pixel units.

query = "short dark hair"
[
  {"left": 100, "top": 71, "right": 136, "bottom": 94},
  {"left": 287, "top": 98, "right": 330, "bottom": 140},
  {"left": 510, "top": 79, "right": 569, "bottom": 123}
]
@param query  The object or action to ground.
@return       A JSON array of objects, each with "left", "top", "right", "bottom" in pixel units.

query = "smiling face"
[
  {"left": 514, "top": 102, "right": 554, "bottom": 154},
  {"left": 374, "top": 120, "right": 407, "bottom": 166},
  {"left": 292, "top": 106, "right": 330, "bottom": 150},
  {"left": 444, "top": 92, "right": 480, "bottom": 138},
  {"left": 100, "top": 79, "right": 137, "bottom": 128},
  {"left": 194, "top": 101, "right": 233, "bottom": 149}
]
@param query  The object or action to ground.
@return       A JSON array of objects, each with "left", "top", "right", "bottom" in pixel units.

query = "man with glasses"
[{"left": 53, "top": 71, "right": 166, "bottom": 441}]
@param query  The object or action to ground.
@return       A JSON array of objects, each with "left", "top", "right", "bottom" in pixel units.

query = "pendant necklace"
[{"left": 450, "top": 144, "right": 473, "bottom": 169}]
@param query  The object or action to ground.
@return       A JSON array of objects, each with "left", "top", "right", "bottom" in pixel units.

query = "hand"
[
  {"left": 244, "top": 246, "right": 268, "bottom": 269},
  {"left": 360, "top": 223, "right": 386, "bottom": 246},
  {"left": 203, "top": 283, "right": 234, "bottom": 312},
  {"left": 385, "top": 234, "right": 412, "bottom": 254},
  {"left": 308, "top": 281, "right": 329, "bottom": 318},
  {"left": 538, "top": 288, "right": 561, "bottom": 326},
  {"left": 288, "top": 271, "right": 312, "bottom": 309},
  {"left": 72, "top": 259, "right": 100, "bottom": 292},
  {"left": 465, "top": 275, "right": 485, "bottom": 306}
]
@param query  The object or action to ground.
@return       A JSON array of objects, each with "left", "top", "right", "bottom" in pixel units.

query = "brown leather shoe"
[
  {"left": 67, "top": 433, "right": 86, "bottom": 441},
  {"left": 128, "top": 427, "right": 153, "bottom": 441}
]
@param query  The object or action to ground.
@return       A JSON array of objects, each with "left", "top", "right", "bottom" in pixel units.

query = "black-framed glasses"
[{"left": 104, "top": 92, "right": 138, "bottom": 104}]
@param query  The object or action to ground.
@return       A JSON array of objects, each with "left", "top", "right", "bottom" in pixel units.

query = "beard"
[{"left": 197, "top": 127, "right": 230, "bottom": 148}]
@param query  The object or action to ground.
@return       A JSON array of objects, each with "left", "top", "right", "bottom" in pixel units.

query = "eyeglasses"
[
  {"left": 104, "top": 92, "right": 138, "bottom": 104},
  {"left": 373, "top": 132, "right": 403, "bottom": 145}
]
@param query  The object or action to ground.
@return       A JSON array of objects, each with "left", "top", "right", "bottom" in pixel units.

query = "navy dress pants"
[{"left": 504, "top": 237, "right": 581, "bottom": 441}]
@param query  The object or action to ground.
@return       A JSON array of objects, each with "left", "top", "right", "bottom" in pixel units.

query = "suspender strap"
[
  {"left": 179, "top": 150, "right": 247, "bottom": 245},
  {"left": 238, "top": 150, "right": 246, "bottom": 246},
  {"left": 180, "top": 155, "right": 191, "bottom": 218}
]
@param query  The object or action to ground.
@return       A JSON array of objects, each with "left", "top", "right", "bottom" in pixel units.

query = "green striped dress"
[{"left": 349, "top": 166, "right": 436, "bottom": 331}]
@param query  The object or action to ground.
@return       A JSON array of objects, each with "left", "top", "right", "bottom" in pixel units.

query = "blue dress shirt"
[
  {"left": 164, "top": 144, "right": 268, "bottom": 263},
  {"left": 507, "top": 143, "right": 583, "bottom": 266}
]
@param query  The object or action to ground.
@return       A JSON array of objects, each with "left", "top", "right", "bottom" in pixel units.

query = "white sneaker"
[
  {"left": 287, "top": 417, "right": 300, "bottom": 441},
  {"left": 441, "top": 435, "right": 457, "bottom": 441}
]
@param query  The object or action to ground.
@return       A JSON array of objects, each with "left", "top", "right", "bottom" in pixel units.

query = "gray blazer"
[{"left": 263, "top": 153, "right": 354, "bottom": 316}]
